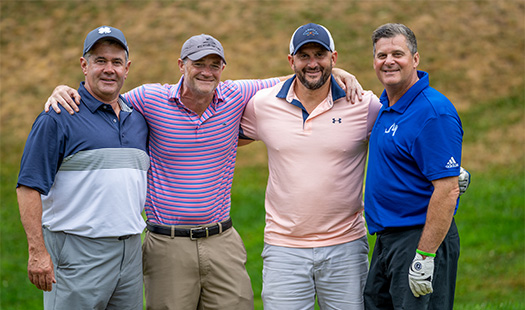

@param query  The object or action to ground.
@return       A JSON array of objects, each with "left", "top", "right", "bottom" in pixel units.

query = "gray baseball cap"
[
  {"left": 180, "top": 34, "right": 226, "bottom": 64},
  {"left": 83, "top": 26, "right": 128, "bottom": 56}
]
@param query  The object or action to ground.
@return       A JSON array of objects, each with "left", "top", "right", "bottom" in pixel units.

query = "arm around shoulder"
[{"left": 44, "top": 85, "right": 81, "bottom": 114}]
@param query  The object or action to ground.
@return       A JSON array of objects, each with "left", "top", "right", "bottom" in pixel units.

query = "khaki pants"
[{"left": 143, "top": 225, "right": 254, "bottom": 310}]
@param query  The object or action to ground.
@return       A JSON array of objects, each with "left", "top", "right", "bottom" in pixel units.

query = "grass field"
[
  {"left": 4, "top": 94, "right": 522, "bottom": 309},
  {"left": 230, "top": 91, "right": 525, "bottom": 310},
  {"left": 1, "top": 0, "right": 524, "bottom": 309}
]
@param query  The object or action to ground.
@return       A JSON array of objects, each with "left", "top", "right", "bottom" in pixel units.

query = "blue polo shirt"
[
  {"left": 17, "top": 82, "right": 150, "bottom": 237},
  {"left": 364, "top": 71, "right": 463, "bottom": 235}
]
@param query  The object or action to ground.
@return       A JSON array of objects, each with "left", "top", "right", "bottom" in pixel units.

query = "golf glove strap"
[
  {"left": 458, "top": 166, "right": 470, "bottom": 196},
  {"left": 408, "top": 252, "right": 435, "bottom": 297}
]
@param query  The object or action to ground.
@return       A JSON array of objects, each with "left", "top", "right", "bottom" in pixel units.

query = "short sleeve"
[
  {"left": 239, "top": 96, "right": 258, "bottom": 141},
  {"left": 17, "top": 114, "right": 64, "bottom": 194},
  {"left": 412, "top": 114, "right": 463, "bottom": 181}
]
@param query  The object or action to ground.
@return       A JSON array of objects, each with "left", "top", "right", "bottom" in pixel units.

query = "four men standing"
[{"left": 17, "top": 22, "right": 467, "bottom": 310}]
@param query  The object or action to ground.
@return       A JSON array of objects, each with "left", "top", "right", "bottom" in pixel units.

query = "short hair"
[
  {"left": 371, "top": 23, "right": 418, "bottom": 56},
  {"left": 84, "top": 38, "right": 129, "bottom": 62}
]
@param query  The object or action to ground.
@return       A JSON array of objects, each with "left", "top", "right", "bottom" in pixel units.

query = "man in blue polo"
[
  {"left": 363, "top": 23, "right": 463, "bottom": 309},
  {"left": 16, "top": 26, "right": 149, "bottom": 309}
]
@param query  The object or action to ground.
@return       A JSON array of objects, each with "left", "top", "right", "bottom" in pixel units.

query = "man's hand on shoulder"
[
  {"left": 44, "top": 85, "right": 81, "bottom": 114},
  {"left": 332, "top": 68, "right": 363, "bottom": 104}
]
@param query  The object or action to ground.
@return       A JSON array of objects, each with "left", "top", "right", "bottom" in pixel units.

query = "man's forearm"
[
  {"left": 17, "top": 185, "right": 56, "bottom": 291},
  {"left": 417, "top": 176, "right": 459, "bottom": 254},
  {"left": 17, "top": 186, "right": 46, "bottom": 254}
]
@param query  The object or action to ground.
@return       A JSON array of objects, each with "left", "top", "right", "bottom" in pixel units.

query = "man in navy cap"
[
  {"left": 238, "top": 22, "right": 377, "bottom": 310},
  {"left": 17, "top": 26, "right": 149, "bottom": 310}
]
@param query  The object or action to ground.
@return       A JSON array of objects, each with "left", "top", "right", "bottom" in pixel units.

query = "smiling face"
[
  {"left": 81, "top": 41, "right": 130, "bottom": 103},
  {"left": 289, "top": 43, "right": 336, "bottom": 90},
  {"left": 373, "top": 34, "right": 419, "bottom": 95},
  {"left": 179, "top": 54, "right": 224, "bottom": 97}
]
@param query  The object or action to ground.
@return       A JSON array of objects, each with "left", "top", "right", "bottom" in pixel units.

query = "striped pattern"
[
  {"left": 60, "top": 148, "right": 150, "bottom": 171},
  {"left": 125, "top": 77, "right": 280, "bottom": 225},
  {"left": 42, "top": 147, "right": 150, "bottom": 237}
]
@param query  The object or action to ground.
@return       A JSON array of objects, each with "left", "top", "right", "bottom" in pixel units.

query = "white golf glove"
[
  {"left": 408, "top": 252, "right": 434, "bottom": 297},
  {"left": 458, "top": 166, "right": 470, "bottom": 196}
]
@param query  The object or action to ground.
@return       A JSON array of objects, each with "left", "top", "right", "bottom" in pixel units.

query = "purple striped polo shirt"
[{"left": 124, "top": 76, "right": 280, "bottom": 225}]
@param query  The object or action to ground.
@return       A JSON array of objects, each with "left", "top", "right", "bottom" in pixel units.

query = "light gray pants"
[
  {"left": 42, "top": 227, "right": 143, "bottom": 310},
  {"left": 262, "top": 236, "right": 369, "bottom": 310}
]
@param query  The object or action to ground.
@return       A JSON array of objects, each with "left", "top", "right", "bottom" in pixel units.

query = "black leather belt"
[
  {"left": 118, "top": 235, "right": 133, "bottom": 240},
  {"left": 146, "top": 218, "right": 232, "bottom": 240}
]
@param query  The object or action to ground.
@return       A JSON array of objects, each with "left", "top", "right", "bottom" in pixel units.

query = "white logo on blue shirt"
[
  {"left": 385, "top": 123, "right": 398, "bottom": 136},
  {"left": 446, "top": 157, "right": 459, "bottom": 168}
]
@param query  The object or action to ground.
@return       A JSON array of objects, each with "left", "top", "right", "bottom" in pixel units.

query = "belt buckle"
[{"left": 189, "top": 226, "right": 209, "bottom": 241}]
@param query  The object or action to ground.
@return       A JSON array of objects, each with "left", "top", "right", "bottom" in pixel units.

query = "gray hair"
[
  {"left": 84, "top": 38, "right": 129, "bottom": 63},
  {"left": 372, "top": 23, "right": 418, "bottom": 56}
]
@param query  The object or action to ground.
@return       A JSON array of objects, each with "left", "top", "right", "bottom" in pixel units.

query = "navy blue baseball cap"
[
  {"left": 83, "top": 26, "right": 128, "bottom": 56},
  {"left": 289, "top": 23, "right": 335, "bottom": 55}
]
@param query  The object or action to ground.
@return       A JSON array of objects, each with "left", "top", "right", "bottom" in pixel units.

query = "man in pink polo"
[{"left": 239, "top": 23, "right": 382, "bottom": 309}]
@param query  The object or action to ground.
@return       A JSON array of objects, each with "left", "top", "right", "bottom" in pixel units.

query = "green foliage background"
[{"left": 1, "top": 1, "right": 523, "bottom": 309}]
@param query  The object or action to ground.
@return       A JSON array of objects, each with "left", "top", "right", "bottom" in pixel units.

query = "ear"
[
  {"left": 331, "top": 51, "right": 338, "bottom": 66},
  {"left": 288, "top": 54, "right": 294, "bottom": 70},
  {"left": 413, "top": 52, "right": 420, "bottom": 69},
  {"left": 178, "top": 58, "right": 185, "bottom": 74},
  {"left": 124, "top": 60, "right": 131, "bottom": 80},
  {"left": 80, "top": 57, "right": 88, "bottom": 76}
]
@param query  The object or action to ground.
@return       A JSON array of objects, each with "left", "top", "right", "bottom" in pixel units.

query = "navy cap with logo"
[
  {"left": 83, "top": 26, "right": 128, "bottom": 56},
  {"left": 289, "top": 23, "right": 335, "bottom": 55},
  {"left": 180, "top": 34, "right": 226, "bottom": 64}
]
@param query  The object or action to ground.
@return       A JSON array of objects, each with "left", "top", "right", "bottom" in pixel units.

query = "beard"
[{"left": 295, "top": 63, "right": 332, "bottom": 90}]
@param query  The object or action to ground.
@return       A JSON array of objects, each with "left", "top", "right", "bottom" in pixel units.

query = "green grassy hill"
[{"left": 1, "top": 1, "right": 523, "bottom": 309}]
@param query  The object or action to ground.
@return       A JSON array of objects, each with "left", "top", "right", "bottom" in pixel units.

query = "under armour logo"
[{"left": 332, "top": 118, "right": 342, "bottom": 123}]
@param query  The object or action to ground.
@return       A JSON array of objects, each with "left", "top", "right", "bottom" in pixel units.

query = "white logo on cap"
[{"left": 98, "top": 27, "right": 111, "bottom": 34}]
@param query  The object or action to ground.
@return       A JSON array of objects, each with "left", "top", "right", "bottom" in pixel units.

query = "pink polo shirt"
[{"left": 240, "top": 77, "right": 381, "bottom": 247}]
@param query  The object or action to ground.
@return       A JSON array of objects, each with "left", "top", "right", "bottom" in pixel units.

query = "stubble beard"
[{"left": 296, "top": 64, "right": 332, "bottom": 90}]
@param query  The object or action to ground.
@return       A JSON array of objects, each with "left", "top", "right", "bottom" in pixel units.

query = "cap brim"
[
  {"left": 292, "top": 40, "right": 332, "bottom": 55},
  {"left": 83, "top": 36, "right": 128, "bottom": 56},
  {"left": 186, "top": 50, "right": 226, "bottom": 64}
]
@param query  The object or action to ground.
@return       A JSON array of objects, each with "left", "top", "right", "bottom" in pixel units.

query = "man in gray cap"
[
  {"left": 44, "top": 32, "right": 361, "bottom": 309},
  {"left": 17, "top": 26, "right": 149, "bottom": 309}
]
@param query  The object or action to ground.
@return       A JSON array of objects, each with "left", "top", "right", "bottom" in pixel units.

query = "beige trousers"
[{"left": 143, "top": 225, "right": 254, "bottom": 310}]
